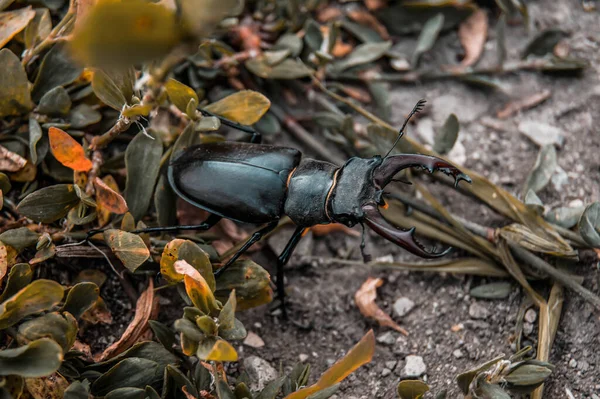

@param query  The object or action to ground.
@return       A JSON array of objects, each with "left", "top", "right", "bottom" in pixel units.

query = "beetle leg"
[
  {"left": 273, "top": 226, "right": 309, "bottom": 320},
  {"left": 214, "top": 221, "right": 278, "bottom": 278},
  {"left": 362, "top": 203, "right": 452, "bottom": 258},
  {"left": 198, "top": 108, "right": 261, "bottom": 143}
]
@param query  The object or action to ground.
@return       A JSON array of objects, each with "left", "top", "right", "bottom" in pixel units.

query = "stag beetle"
[{"left": 88, "top": 100, "right": 470, "bottom": 317}]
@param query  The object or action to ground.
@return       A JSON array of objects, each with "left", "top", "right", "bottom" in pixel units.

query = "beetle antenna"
[
  {"left": 199, "top": 108, "right": 256, "bottom": 135},
  {"left": 383, "top": 99, "right": 426, "bottom": 159}
]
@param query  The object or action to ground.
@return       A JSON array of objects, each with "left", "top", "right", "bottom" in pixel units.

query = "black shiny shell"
[{"left": 168, "top": 142, "right": 301, "bottom": 224}]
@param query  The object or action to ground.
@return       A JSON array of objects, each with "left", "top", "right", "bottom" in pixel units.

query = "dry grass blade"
[
  {"left": 354, "top": 277, "right": 408, "bottom": 335},
  {"left": 96, "top": 280, "right": 156, "bottom": 361},
  {"left": 374, "top": 257, "right": 508, "bottom": 277}
]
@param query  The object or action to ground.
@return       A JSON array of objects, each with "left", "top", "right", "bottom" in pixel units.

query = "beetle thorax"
[{"left": 329, "top": 156, "right": 383, "bottom": 227}]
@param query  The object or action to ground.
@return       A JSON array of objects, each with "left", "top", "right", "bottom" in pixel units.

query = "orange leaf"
[
  {"left": 459, "top": 8, "right": 488, "bottom": 67},
  {"left": 354, "top": 277, "right": 408, "bottom": 335},
  {"left": 176, "top": 260, "right": 220, "bottom": 315},
  {"left": 48, "top": 127, "right": 93, "bottom": 172},
  {"left": 95, "top": 280, "right": 156, "bottom": 361},
  {"left": 0, "top": 241, "right": 7, "bottom": 283},
  {"left": 284, "top": 330, "right": 375, "bottom": 399},
  {"left": 93, "top": 176, "right": 128, "bottom": 214},
  {"left": 311, "top": 223, "right": 360, "bottom": 237}
]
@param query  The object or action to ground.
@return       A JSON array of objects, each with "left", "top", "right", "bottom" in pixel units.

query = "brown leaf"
[
  {"left": 0, "top": 145, "right": 27, "bottom": 172},
  {"left": 354, "top": 277, "right": 408, "bottom": 335},
  {"left": 25, "top": 373, "right": 68, "bottom": 399},
  {"left": 347, "top": 9, "right": 390, "bottom": 40},
  {"left": 48, "top": 127, "right": 93, "bottom": 172},
  {"left": 331, "top": 38, "right": 353, "bottom": 58},
  {"left": 0, "top": 7, "right": 36, "bottom": 49},
  {"left": 96, "top": 280, "right": 156, "bottom": 361},
  {"left": 496, "top": 89, "right": 552, "bottom": 119},
  {"left": 459, "top": 8, "right": 488, "bottom": 67},
  {"left": 316, "top": 6, "right": 342, "bottom": 23},
  {"left": 93, "top": 176, "right": 128, "bottom": 214},
  {"left": 364, "top": 0, "right": 386, "bottom": 11},
  {"left": 81, "top": 296, "right": 113, "bottom": 324},
  {"left": 311, "top": 223, "right": 360, "bottom": 237},
  {"left": 0, "top": 241, "right": 7, "bottom": 283}
]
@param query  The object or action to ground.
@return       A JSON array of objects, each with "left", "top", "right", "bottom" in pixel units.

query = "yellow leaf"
[
  {"left": 103, "top": 229, "right": 149, "bottom": 272},
  {"left": 70, "top": 0, "right": 180, "bottom": 68},
  {"left": 205, "top": 339, "right": 238, "bottom": 362},
  {"left": 0, "top": 280, "right": 64, "bottom": 330},
  {"left": 160, "top": 239, "right": 215, "bottom": 290},
  {"left": 205, "top": 90, "right": 271, "bottom": 125},
  {"left": 284, "top": 330, "right": 375, "bottom": 399},
  {"left": 183, "top": 272, "right": 220, "bottom": 316},
  {"left": 165, "top": 78, "right": 198, "bottom": 113}
]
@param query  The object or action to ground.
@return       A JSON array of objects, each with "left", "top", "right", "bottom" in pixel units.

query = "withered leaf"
[
  {"left": 48, "top": 127, "right": 93, "bottom": 172},
  {"left": 0, "top": 241, "right": 7, "bottom": 284},
  {"left": 497, "top": 90, "right": 552, "bottom": 119},
  {"left": 354, "top": 277, "right": 408, "bottom": 335},
  {"left": 458, "top": 8, "right": 488, "bottom": 67},
  {"left": 93, "top": 177, "right": 128, "bottom": 215},
  {"left": 0, "top": 279, "right": 64, "bottom": 329},
  {"left": 0, "top": 7, "right": 36, "bottom": 49},
  {"left": 160, "top": 239, "right": 215, "bottom": 290},
  {"left": 0, "top": 145, "right": 27, "bottom": 172},
  {"left": 97, "top": 280, "right": 156, "bottom": 361},
  {"left": 103, "top": 229, "right": 150, "bottom": 272}
]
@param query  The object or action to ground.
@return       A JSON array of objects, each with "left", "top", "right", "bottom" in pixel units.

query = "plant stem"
[{"left": 90, "top": 116, "right": 136, "bottom": 150}]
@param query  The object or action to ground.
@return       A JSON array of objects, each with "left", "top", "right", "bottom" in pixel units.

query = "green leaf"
[
  {"left": 545, "top": 206, "right": 585, "bottom": 229},
  {"left": 92, "top": 68, "right": 136, "bottom": 110},
  {"left": 70, "top": 0, "right": 180, "bottom": 68},
  {"left": 412, "top": 13, "right": 445, "bottom": 66},
  {"left": 105, "top": 387, "right": 146, "bottom": 399},
  {"left": 0, "top": 227, "right": 39, "bottom": 250},
  {"left": 397, "top": 380, "right": 429, "bottom": 399},
  {"left": 217, "top": 379, "right": 235, "bottom": 399},
  {"left": 246, "top": 57, "right": 313, "bottom": 80},
  {"left": 31, "top": 42, "right": 83, "bottom": 102},
  {"left": 578, "top": 202, "right": 600, "bottom": 248},
  {"left": 0, "top": 339, "right": 63, "bottom": 378},
  {"left": 36, "top": 86, "right": 72, "bottom": 116},
  {"left": 69, "top": 103, "right": 102, "bottom": 129},
  {"left": 88, "top": 341, "right": 178, "bottom": 372},
  {"left": 376, "top": 4, "right": 473, "bottom": 36},
  {"left": 61, "top": 282, "right": 100, "bottom": 319},
  {"left": 504, "top": 364, "right": 552, "bottom": 386},
  {"left": 0, "top": 263, "right": 32, "bottom": 303},
  {"left": 331, "top": 41, "right": 392, "bottom": 73},
  {"left": 148, "top": 320, "right": 176, "bottom": 353},
  {"left": 17, "top": 184, "right": 80, "bottom": 223},
  {"left": 522, "top": 144, "right": 557, "bottom": 198},
  {"left": 205, "top": 90, "right": 271, "bottom": 125},
  {"left": 91, "top": 358, "right": 160, "bottom": 396},
  {"left": 164, "top": 365, "right": 198, "bottom": 398},
  {"left": 522, "top": 29, "right": 568, "bottom": 59},
  {"left": 166, "top": 78, "right": 199, "bottom": 113},
  {"left": 17, "top": 312, "right": 78, "bottom": 352},
  {"left": 433, "top": 114, "right": 459, "bottom": 154},
  {"left": 0, "top": 279, "right": 64, "bottom": 329},
  {"left": 256, "top": 376, "right": 286, "bottom": 399},
  {"left": 124, "top": 131, "right": 163, "bottom": 220},
  {"left": 475, "top": 380, "right": 511, "bottom": 399},
  {"left": 215, "top": 259, "right": 273, "bottom": 310},
  {"left": 103, "top": 229, "right": 150, "bottom": 272},
  {"left": 64, "top": 380, "right": 90, "bottom": 399},
  {"left": 0, "top": 49, "right": 34, "bottom": 117},
  {"left": 470, "top": 282, "right": 512, "bottom": 299},
  {"left": 456, "top": 355, "right": 505, "bottom": 394}
]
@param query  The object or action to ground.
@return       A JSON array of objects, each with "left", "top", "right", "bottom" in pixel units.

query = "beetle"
[{"left": 88, "top": 100, "right": 471, "bottom": 317}]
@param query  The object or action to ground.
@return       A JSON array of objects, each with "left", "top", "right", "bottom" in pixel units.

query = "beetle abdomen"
[
  {"left": 284, "top": 158, "right": 338, "bottom": 227},
  {"left": 168, "top": 142, "right": 301, "bottom": 224}
]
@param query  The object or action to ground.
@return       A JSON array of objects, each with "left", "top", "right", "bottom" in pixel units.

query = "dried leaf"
[
  {"left": 70, "top": 0, "right": 180, "bottom": 68},
  {"left": 347, "top": 10, "right": 389, "bottom": 40},
  {"left": 25, "top": 373, "right": 69, "bottom": 399},
  {"left": 0, "top": 241, "right": 6, "bottom": 283},
  {"left": 161, "top": 239, "right": 215, "bottom": 290},
  {"left": 48, "top": 127, "right": 93, "bottom": 172},
  {"left": 124, "top": 131, "right": 163, "bottom": 220},
  {"left": 103, "top": 229, "right": 150, "bottom": 272},
  {"left": 412, "top": 13, "right": 445, "bottom": 67},
  {"left": 0, "top": 339, "right": 63, "bottom": 378},
  {"left": 93, "top": 177, "right": 128, "bottom": 215},
  {"left": 496, "top": 90, "right": 551, "bottom": 119},
  {"left": 283, "top": 330, "right": 375, "bottom": 399},
  {"left": 205, "top": 90, "right": 271, "bottom": 125},
  {"left": 0, "top": 7, "right": 35, "bottom": 48},
  {"left": 0, "top": 145, "right": 27, "bottom": 172},
  {"left": 458, "top": 8, "right": 488, "bottom": 67},
  {"left": 0, "top": 279, "right": 64, "bottom": 329},
  {"left": 81, "top": 296, "right": 113, "bottom": 325},
  {"left": 354, "top": 277, "right": 408, "bottom": 335},
  {"left": 98, "top": 281, "right": 156, "bottom": 361},
  {"left": 397, "top": 380, "right": 430, "bottom": 399},
  {"left": 522, "top": 145, "right": 557, "bottom": 198}
]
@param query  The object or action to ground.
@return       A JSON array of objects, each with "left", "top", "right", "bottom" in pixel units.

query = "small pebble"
[
  {"left": 381, "top": 368, "right": 392, "bottom": 377},
  {"left": 523, "top": 322, "right": 534, "bottom": 336},
  {"left": 385, "top": 361, "right": 397, "bottom": 370},
  {"left": 569, "top": 359, "right": 578, "bottom": 368},
  {"left": 393, "top": 297, "right": 415, "bottom": 317},
  {"left": 469, "top": 302, "right": 490, "bottom": 319},
  {"left": 524, "top": 309, "right": 537, "bottom": 323},
  {"left": 299, "top": 354, "right": 309, "bottom": 362},
  {"left": 243, "top": 331, "right": 265, "bottom": 348},
  {"left": 402, "top": 355, "right": 427, "bottom": 378},
  {"left": 377, "top": 332, "right": 396, "bottom": 346},
  {"left": 453, "top": 349, "right": 464, "bottom": 359}
]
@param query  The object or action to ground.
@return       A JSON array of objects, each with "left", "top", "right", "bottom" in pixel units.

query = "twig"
[{"left": 90, "top": 116, "right": 136, "bottom": 150}]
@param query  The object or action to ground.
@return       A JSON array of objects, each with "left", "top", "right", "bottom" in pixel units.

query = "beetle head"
[{"left": 361, "top": 154, "right": 471, "bottom": 258}]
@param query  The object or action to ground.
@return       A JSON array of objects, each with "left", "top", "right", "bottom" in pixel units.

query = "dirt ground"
[
  {"left": 82, "top": 0, "right": 600, "bottom": 397},
  {"left": 235, "top": 1, "right": 600, "bottom": 398}
]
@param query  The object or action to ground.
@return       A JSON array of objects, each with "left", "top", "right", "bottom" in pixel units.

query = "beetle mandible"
[{"left": 158, "top": 100, "right": 471, "bottom": 315}]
